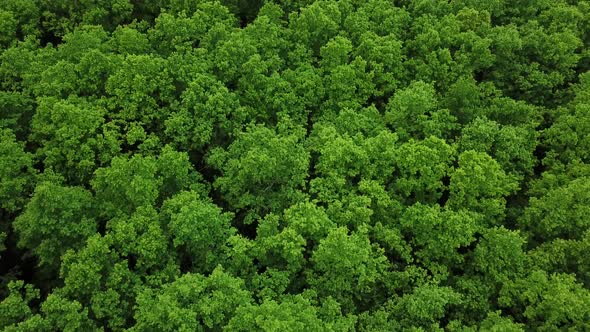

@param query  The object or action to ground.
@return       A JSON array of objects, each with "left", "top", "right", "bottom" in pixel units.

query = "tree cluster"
[{"left": 1, "top": 0, "right": 590, "bottom": 330}]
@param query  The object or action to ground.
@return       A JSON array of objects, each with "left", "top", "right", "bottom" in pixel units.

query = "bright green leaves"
[
  {"left": 1, "top": 0, "right": 589, "bottom": 330},
  {"left": 237, "top": 55, "right": 302, "bottom": 123},
  {"left": 33, "top": 26, "right": 115, "bottom": 98},
  {"left": 283, "top": 201, "right": 335, "bottom": 242},
  {"left": 39, "top": 0, "right": 134, "bottom": 36},
  {"left": 400, "top": 204, "right": 480, "bottom": 276},
  {"left": 309, "top": 123, "right": 396, "bottom": 191},
  {"left": 360, "top": 280, "right": 462, "bottom": 330},
  {"left": 520, "top": 177, "right": 590, "bottom": 242},
  {"left": 387, "top": 81, "right": 436, "bottom": 124},
  {"left": 289, "top": 1, "right": 341, "bottom": 55},
  {"left": 0, "top": 281, "right": 39, "bottom": 330},
  {"left": 473, "top": 227, "right": 526, "bottom": 283},
  {"left": 308, "top": 123, "right": 399, "bottom": 228},
  {"left": 2, "top": 291, "right": 99, "bottom": 332},
  {"left": 447, "top": 150, "right": 518, "bottom": 222},
  {"left": 477, "top": 311, "right": 525, "bottom": 332},
  {"left": 499, "top": 271, "right": 590, "bottom": 330},
  {"left": 225, "top": 294, "right": 356, "bottom": 332},
  {"left": 458, "top": 117, "right": 538, "bottom": 179},
  {"left": 354, "top": 32, "right": 405, "bottom": 97},
  {"left": 385, "top": 81, "right": 457, "bottom": 141},
  {"left": 209, "top": 11, "right": 288, "bottom": 100},
  {"left": 320, "top": 43, "right": 375, "bottom": 113},
  {"left": 0, "top": 91, "right": 34, "bottom": 135},
  {"left": 488, "top": 16, "right": 583, "bottom": 105},
  {"left": 92, "top": 154, "right": 159, "bottom": 216},
  {"left": 59, "top": 235, "right": 114, "bottom": 300},
  {"left": 13, "top": 182, "right": 96, "bottom": 268},
  {"left": 254, "top": 214, "right": 307, "bottom": 276},
  {"left": 309, "top": 124, "right": 457, "bottom": 227},
  {"left": 402, "top": 6, "right": 494, "bottom": 90},
  {"left": 543, "top": 103, "right": 590, "bottom": 168},
  {"left": 392, "top": 136, "right": 455, "bottom": 204},
  {"left": 244, "top": 11, "right": 288, "bottom": 64},
  {"left": 148, "top": 2, "right": 236, "bottom": 56},
  {"left": 30, "top": 97, "right": 119, "bottom": 184},
  {"left": 310, "top": 227, "right": 388, "bottom": 311},
  {"left": 208, "top": 125, "right": 309, "bottom": 218},
  {"left": 453, "top": 10, "right": 495, "bottom": 72},
  {"left": 133, "top": 268, "right": 251, "bottom": 332},
  {"left": 54, "top": 196, "right": 210, "bottom": 330},
  {"left": 105, "top": 54, "right": 175, "bottom": 126},
  {"left": 56, "top": 25, "right": 111, "bottom": 62},
  {"left": 0, "top": 0, "right": 40, "bottom": 40},
  {"left": 92, "top": 146, "right": 204, "bottom": 217},
  {"left": 319, "top": 36, "right": 352, "bottom": 70},
  {"left": 0, "top": 128, "right": 35, "bottom": 212},
  {"left": 281, "top": 64, "right": 324, "bottom": 119},
  {"left": 161, "top": 191, "right": 235, "bottom": 272},
  {"left": 34, "top": 293, "right": 98, "bottom": 332},
  {"left": 149, "top": 13, "right": 202, "bottom": 55},
  {"left": 106, "top": 206, "right": 168, "bottom": 272},
  {"left": 165, "top": 73, "right": 241, "bottom": 150},
  {"left": 534, "top": 231, "right": 590, "bottom": 289},
  {"left": 242, "top": 202, "right": 333, "bottom": 298},
  {"left": 393, "top": 284, "right": 462, "bottom": 329},
  {"left": 110, "top": 25, "right": 150, "bottom": 55},
  {"left": 310, "top": 124, "right": 377, "bottom": 189},
  {"left": 158, "top": 145, "right": 207, "bottom": 198},
  {"left": 59, "top": 235, "right": 139, "bottom": 330},
  {"left": 344, "top": 0, "right": 409, "bottom": 41},
  {"left": 0, "top": 10, "right": 17, "bottom": 48}
]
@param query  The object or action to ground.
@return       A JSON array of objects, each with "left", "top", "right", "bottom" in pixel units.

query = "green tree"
[
  {"left": 30, "top": 97, "right": 119, "bottom": 184},
  {"left": 391, "top": 136, "right": 455, "bottom": 204},
  {"left": 91, "top": 146, "right": 205, "bottom": 218},
  {"left": 132, "top": 267, "right": 251, "bottom": 332},
  {"left": 392, "top": 283, "right": 462, "bottom": 330},
  {"left": 208, "top": 124, "right": 309, "bottom": 219},
  {"left": 386, "top": 81, "right": 457, "bottom": 141},
  {"left": 520, "top": 177, "right": 590, "bottom": 242},
  {"left": 499, "top": 271, "right": 590, "bottom": 330},
  {"left": 0, "top": 128, "right": 36, "bottom": 212},
  {"left": 225, "top": 293, "right": 356, "bottom": 331},
  {"left": 543, "top": 103, "right": 590, "bottom": 168},
  {"left": 0, "top": 281, "right": 39, "bottom": 330},
  {"left": 289, "top": 1, "right": 342, "bottom": 55},
  {"left": 164, "top": 73, "right": 243, "bottom": 150},
  {"left": 458, "top": 117, "right": 538, "bottom": 179},
  {"left": 0, "top": 11, "right": 17, "bottom": 48},
  {"left": 447, "top": 150, "right": 518, "bottom": 223},
  {"left": 13, "top": 182, "right": 96, "bottom": 268},
  {"left": 473, "top": 227, "right": 526, "bottom": 283},
  {"left": 104, "top": 54, "right": 176, "bottom": 134},
  {"left": 161, "top": 191, "right": 235, "bottom": 273},
  {"left": 309, "top": 226, "right": 388, "bottom": 312},
  {"left": 400, "top": 203, "right": 480, "bottom": 277}
]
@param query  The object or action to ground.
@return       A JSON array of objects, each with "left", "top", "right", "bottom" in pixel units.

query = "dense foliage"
[{"left": 1, "top": 0, "right": 590, "bottom": 330}]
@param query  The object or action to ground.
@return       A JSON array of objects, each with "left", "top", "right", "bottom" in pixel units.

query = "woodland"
[{"left": 1, "top": 0, "right": 590, "bottom": 330}]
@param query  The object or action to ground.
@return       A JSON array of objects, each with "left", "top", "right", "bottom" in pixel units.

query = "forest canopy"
[{"left": 1, "top": 0, "right": 590, "bottom": 330}]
